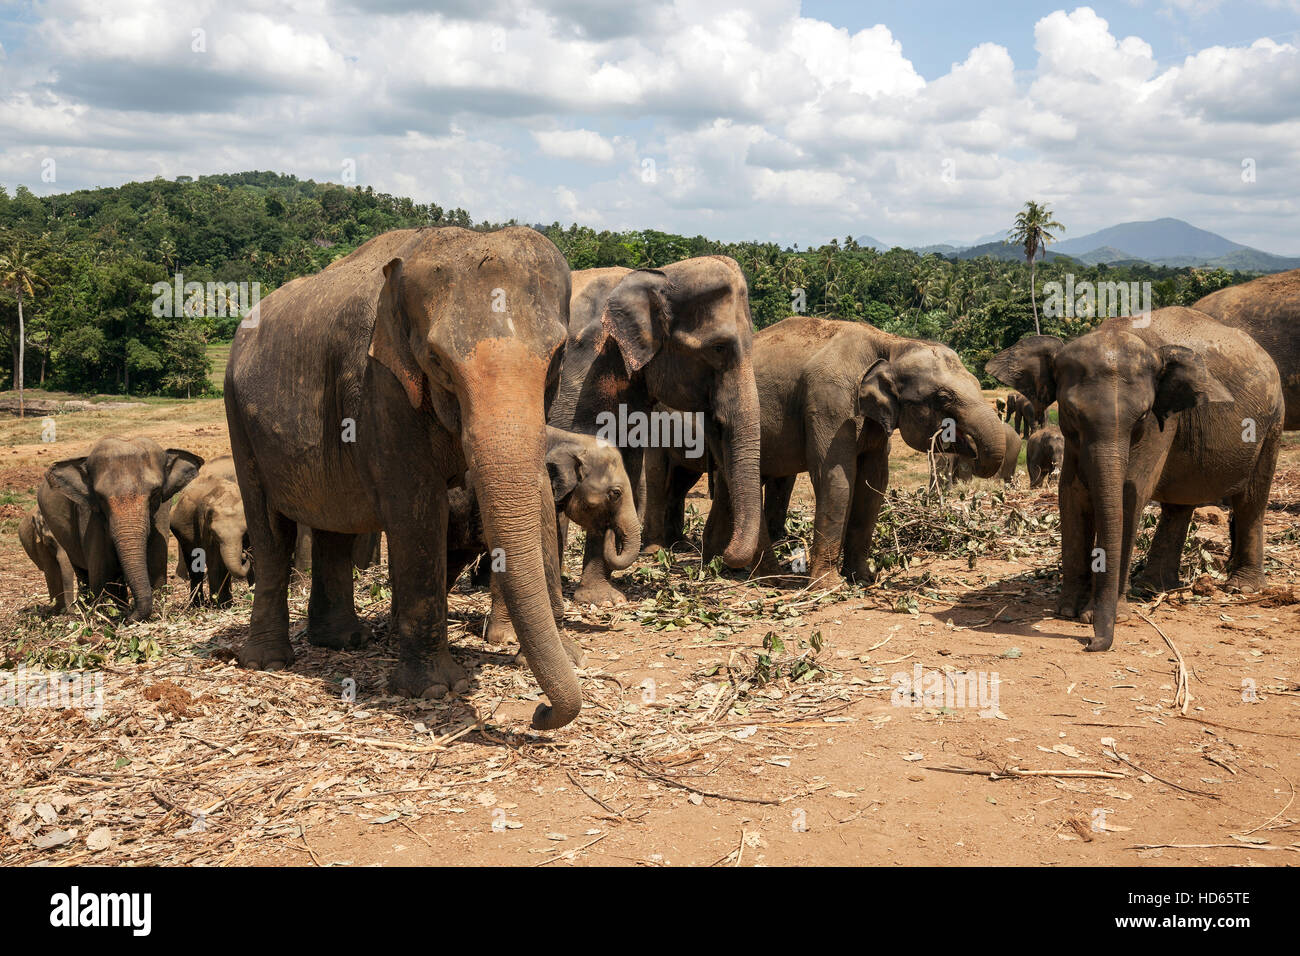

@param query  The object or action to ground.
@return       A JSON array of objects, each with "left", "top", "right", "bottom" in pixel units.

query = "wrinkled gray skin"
[
  {"left": 937, "top": 420, "right": 1021, "bottom": 486},
  {"left": 1193, "top": 269, "right": 1300, "bottom": 430},
  {"left": 170, "top": 456, "right": 252, "bottom": 607},
  {"left": 988, "top": 308, "right": 1283, "bottom": 651},
  {"left": 38, "top": 437, "right": 202, "bottom": 622},
  {"left": 548, "top": 258, "right": 763, "bottom": 606},
  {"left": 447, "top": 427, "right": 639, "bottom": 645},
  {"left": 19, "top": 507, "right": 76, "bottom": 614},
  {"left": 729, "top": 316, "right": 1007, "bottom": 584},
  {"left": 1002, "top": 391, "right": 1042, "bottom": 439},
  {"left": 1026, "top": 425, "right": 1065, "bottom": 489},
  {"left": 225, "top": 226, "right": 582, "bottom": 730}
]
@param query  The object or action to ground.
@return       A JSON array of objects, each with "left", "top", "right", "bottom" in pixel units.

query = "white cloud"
[{"left": 533, "top": 128, "right": 615, "bottom": 162}]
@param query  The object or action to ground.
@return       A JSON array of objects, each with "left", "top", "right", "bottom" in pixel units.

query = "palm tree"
[
  {"left": 1008, "top": 201, "right": 1064, "bottom": 334},
  {"left": 0, "top": 237, "right": 47, "bottom": 417}
]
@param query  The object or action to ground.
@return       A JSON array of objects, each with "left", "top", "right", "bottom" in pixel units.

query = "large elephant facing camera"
[
  {"left": 548, "top": 257, "right": 762, "bottom": 604},
  {"left": 988, "top": 308, "right": 1283, "bottom": 651},
  {"left": 715, "top": 316, "right": 1006, "bottom": 585},
  {"left": 224, "top": 226, "right": 583, "bottom": 730},
  {"left": 37, "top": 436, "right": 203, "bottom": 622}
]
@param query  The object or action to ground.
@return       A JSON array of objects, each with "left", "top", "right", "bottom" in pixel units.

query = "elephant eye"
[{"left": 607, "top": 486, "right": 622, "bottom": 501}]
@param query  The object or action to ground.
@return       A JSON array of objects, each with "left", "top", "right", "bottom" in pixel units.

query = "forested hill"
[{"left": 0, "top": 171, "right": 1255, "bottom": 397}]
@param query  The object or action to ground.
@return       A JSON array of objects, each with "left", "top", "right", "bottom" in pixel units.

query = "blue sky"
[{"left": 2, "top": 1, "right": 1298, "bottom": 252}]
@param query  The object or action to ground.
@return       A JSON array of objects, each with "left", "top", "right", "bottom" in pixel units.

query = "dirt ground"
[{"left": 2, "top": 394, "right": 1298, "bottom": 867}]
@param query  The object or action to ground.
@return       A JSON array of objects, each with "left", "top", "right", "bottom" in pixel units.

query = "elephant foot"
[
  {"left": 807, "top": 566, "right": 845, "bottom": 591},
  {"left": 1084, "top": 633, "right": 1114, "bottom": 652},
  {"left": 574, "top": 577, "right": 627, "bottom": 607},
  {"left": 1132, "top": 567, "right": 1182, "bottom": 595},
  {"left": 1224, "top": 569, "right": 1265, "bottom": 593},
  {"left": 307, "top": 619, "right": 370, "bottom": 650},
  {"left": 484, "top": 607, "right": 516, "bottom": 645},
  {"left": 844, "top": 563, "right": 878, "bottom": 586},
  {"left": 1056, "top": 589, "right": 1089, "bottom": 619},
  {"left": 1078, "top": 600, "right": 1130, "bottom": 625},
  {"left": 238, "top": 635, "right": 295, "bottom": 671},
  {"left": 389, "top": 653, "right": 470, "bottom": 699},
  {"left": 514, "top": 634, "right": 585, "bottom": 670}
]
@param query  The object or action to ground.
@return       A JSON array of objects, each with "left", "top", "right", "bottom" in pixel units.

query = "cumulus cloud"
[{"left": 0, "top": 1, "right": 1297, "bottom": 251}]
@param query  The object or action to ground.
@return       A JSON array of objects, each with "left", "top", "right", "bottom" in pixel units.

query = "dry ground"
[{"left": 1, "top": 392, "right": 1298, "bottom": 867}]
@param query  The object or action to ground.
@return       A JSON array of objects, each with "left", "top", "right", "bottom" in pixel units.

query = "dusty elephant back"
[{"left": 1193, "top": 271, "right": 1300, "bottom": 430}]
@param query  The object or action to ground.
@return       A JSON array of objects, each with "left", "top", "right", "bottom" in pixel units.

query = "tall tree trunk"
[
  {"left": 16, "top": 291, "right": 24, "bottom": 418},
  {"left": 1029, "top": 257, "right": 1040, "bottom": 335}
]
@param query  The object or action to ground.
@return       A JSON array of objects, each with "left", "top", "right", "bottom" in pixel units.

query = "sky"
[{"left": 1, "top": 0, "right": 1298, "bottom": 252}]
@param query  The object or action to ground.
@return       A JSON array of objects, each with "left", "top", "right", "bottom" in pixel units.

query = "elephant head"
[
  {"left": 46, "top": 437, "right": 202, "bottom": 622},
  {"left": 987, "top": 324, "right": 1231, "bottom": 651},
  {"left": 546, "top": 428, "right": 641, "bottom": 570},
  {"left": 367, "top": 226, "right": 579, "bottom": 729},
  {"left": 204, "top": 482, "right": 252, "bottom": 582},
  {"left": 858, "top": 342, "right": 1007, "bottom": 477},
  {"left": 598, "top": 256, "right": 762, "bottom": 567}
]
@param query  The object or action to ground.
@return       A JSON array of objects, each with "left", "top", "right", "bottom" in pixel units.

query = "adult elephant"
[
  {"left": 225, "top": 226, "right": 582, "bottom": 730},
  {"left": 548, "top": 258, "right": 762, "bottom": 604},
  {"left": 721, "top": 316, "right": 1007, "bottom": 585},
  {"left": 988, "top": 308, "right": 1282, "bottom": 652},
  {"left": 38, "top": 436, "right": 203, "bottom": 622},
  {"left": 1193, "top": 270, "right": 1300, "bottom": 430},
  {"left": 1003, "top": 391, "right": 1041, "bottom": 439}
]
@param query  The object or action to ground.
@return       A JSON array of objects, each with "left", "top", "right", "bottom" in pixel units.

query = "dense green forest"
[{"left": 0, "top": 171, "right": 1249, "bottom": 398}]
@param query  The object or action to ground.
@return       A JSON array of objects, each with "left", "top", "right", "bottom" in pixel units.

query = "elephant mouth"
[{"left": 942, "top": 430, "right": 976, "bottom": 458}]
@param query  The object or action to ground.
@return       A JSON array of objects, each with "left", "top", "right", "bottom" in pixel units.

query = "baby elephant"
[
  {"left": 937, "top": 421, "right": 1021, "bottom": 487},
  {"left": 19, "top": 507, "right": 77, "bottom": 614},
  {"left": 171, "top": 456, "right": 252, "bottom": 607},
  {"left": 1026, "top": 425, "right": 1064, "bottom": 489},
  {"left": 448, "top": 427, "right": 640, "bottom": 647}
]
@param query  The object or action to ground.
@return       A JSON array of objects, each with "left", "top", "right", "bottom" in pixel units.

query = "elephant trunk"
[
  {"left": 107, "top": 498, "right": 154, "bottom": 622},
  {"left": 714, "top": 359, "right": 763, "bottom": 567},
  {"left": 219, "top": 536, "right": 251, "bottom": 580},
  {"left": 1084, "top": 446, "right": 1128, "bottom": 652},
  {"left": 602, "top": 493, "right": 642, "bottom": 571},
  {"left": 460, "top": 348, "right": 581, "bottom": 731},
  {"left": 963, "top": 399, "right": 1009, "bottom": 479}
]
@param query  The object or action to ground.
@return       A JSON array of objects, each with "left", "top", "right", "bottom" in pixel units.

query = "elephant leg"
[
  {"left": 237, "top": 471, "right": 298, "bottom": 669},
  {"left": 176, "top": 533, "right": 206, "bottom": 606},
  {"left": 52, "top": 546, "right": 76, "bottom": 613},
  {"left": 574, "top": 525, "right": 626, "bottom": 606},
  {"left": 293, "top": 524, "right": 312, "bottom": 574},
  {"left": 763, "top": 474, "right": 796, "bottom": 546},
  {"left": 642, "top": 446, "right": 669, "bottom": 552},
  {"left": 664, "top": 463, "right": 700, "bottom": 549},
  {"left": 207, "top": 546, "right": 235, "bottom": 609},
  {"left": 807, "top": 429, "right": 857, "bottom": 589},
  {"left": 1223, "top": 428, "right": 1278, "bottom": 592},
  {"left": 468, "top": 552, "right": 493, "bottom": 589},
  {"left": 306, "top": 530, "right": 367, "bottom": 650},
  {"left": 387, "top": 497, "right": 469, "bottom": 700},
  {"left": 1028, "top": 460, "right": 1043, "bottom": 489},
  {"left": 1056, "top": 457, "right": 1093, "bottom": 619},
  {"left": 147, "top": 527, "right": 169, "bottom": 592},
  {"left": 1135, "top": 503, "right": 1194, "bottom": 594},
  {"left": 701, "top": 470, "right": 733, "bottom": 565},
  {"left": 843, "top": 450, "right": 888, "bottom": 583}
]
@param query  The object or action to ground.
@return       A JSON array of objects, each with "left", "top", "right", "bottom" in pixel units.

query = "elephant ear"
[
  {"left": 986, "top": 336, "right": 1063, "bottom": 419},
  {"left": 1153, "top": 345, "right": 1233, "bottom": 430},
  {"left": 545, "top": 443, "right": 584, "bottom": 505},
  {"left": 600, "top": 270, "right": 671, "bottom": 374},
  {"left": 367, "top": 257, "right": 425, "bottom": 410},
  {"left": 857, "top": 359, "right": 900, "bottom": 436},
  {"left": 46, "top": 457, "right": 92, "bottom": 507},
  {"left": 163, "top": 450, "right": 204, "bottom": 499}
]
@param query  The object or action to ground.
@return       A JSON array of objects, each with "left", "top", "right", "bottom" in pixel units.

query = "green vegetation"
[{"left": 0, "top": 171, "right": 1254, "bottom": 397}]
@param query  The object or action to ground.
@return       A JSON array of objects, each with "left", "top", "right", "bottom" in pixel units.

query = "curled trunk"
[
  {"left": 963, "top": 399, "right": 1010, "bottom": 479},
  {"left": 602, "top": 494, "right": 642, "bottom": 570},
  {"left": 219, "top": 537, "right": 251, "bottom": 580}
]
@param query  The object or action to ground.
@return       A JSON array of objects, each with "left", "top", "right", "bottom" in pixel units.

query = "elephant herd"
[{"left": 18, "top": 226, "right": 1299, "bottom": 730}]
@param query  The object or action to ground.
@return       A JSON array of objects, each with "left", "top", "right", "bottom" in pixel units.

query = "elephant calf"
[
  {"left": 19, "top": 507, "right": 76, "bottom": 614},
  {"left": 988, "top": 308, "right": 1283, "bottom": 651},
  {"left": 447, "top": 427, "right": 640, "bottom": 646},
  {"left": 38, "top": 436, "right": 203, "bottom": 622},
  {"left": 170, "top": 456, "right": 252, "bottom": 607},
  {"left": 1026, "top": 425, "right": 1064, "bottom": 489},
  {"left": 1003, "top": 391, "right": 1043, "bottom": 440}
]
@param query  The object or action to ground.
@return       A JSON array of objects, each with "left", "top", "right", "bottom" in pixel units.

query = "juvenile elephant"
[
  {"left": 19, "top": 507, "right": 76, "bottom": 614},
  {"left": 446, "top": 427, "right": 640, "bottom": 643},
  {"left": 225, "top": 227, "right": 583, "bottom": 730},
  {"left": 1003, "top": 391, "right": 1042, "bottom": 439},
  {"left": 548, "top": 258, "right": 762, "bottom": 605},
  {"left": 1026, "top": 425, "right": 1064, "bottom": 489},
  {"left": 291, "top": 527, "right": 382, "bottom": 573},
  {"left": 988, "top": 308, "right": 1283, "bottom": 651},
  {"left": 720, "top": 316, "right": 1007, "bottom": 585},
  {"left": 1193, "top": 269, "right": 1300, "bottom": 430},
  {"left": 38, "top": 437, "right": 203, "bottom": 622},
  {"left": 937, "top": 420, "right": 1021, "bottom": 486},
  {"left": 170, "top": 456, "right": 252, "bottom": 607}
]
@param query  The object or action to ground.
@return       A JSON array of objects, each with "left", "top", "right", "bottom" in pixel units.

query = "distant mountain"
[
  {"left": 1053, "top": 218, "right": 1246, "bottom": 261},
  {"left": 1074, "top": 245, "right": 1136, "bottom": 265},
  {"left": 953, "top": 240, "right": 1070, "bottom": 263},
  {"left": 1158, "top": 249, "right": 1300, "bottom": 272},
  {"left": 914, "top": 243, "right": 961, "bottom": 256},
  {"left": 854, "top": 235, "right": 889, "bottom": 251}
]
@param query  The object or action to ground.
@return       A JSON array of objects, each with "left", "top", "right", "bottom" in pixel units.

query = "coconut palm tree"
[
  {"left": 0, "top": 237, "right": 47, "bottom": 417},
  {"left": 1008, "top": 201, "right": 1064, "bottom": 334}
]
